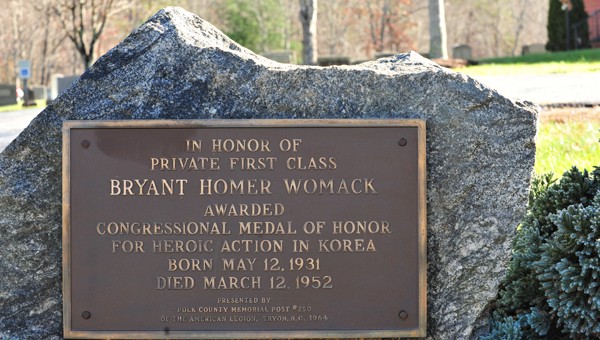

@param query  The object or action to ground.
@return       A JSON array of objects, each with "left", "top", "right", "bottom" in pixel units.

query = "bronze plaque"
[{"left": 62, "top": 119, "right": 426, "bottom": 339}]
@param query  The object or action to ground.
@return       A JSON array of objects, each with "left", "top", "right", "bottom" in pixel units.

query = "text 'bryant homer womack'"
[{"left": 108, "top": 178, "right": 378, "bottom": 196}]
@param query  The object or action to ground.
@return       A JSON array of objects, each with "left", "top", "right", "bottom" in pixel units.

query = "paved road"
[
  {"left": 472, "top": 72, "right": 600, "bottom": 105},
  {"left": 0, "top": 107, "right": 43, "bottom": 152}
]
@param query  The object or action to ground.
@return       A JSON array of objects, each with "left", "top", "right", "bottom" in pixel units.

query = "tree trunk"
[
  {"left": 299, "top": 0, "right": 317, "bottom": 65},
  {"left": 53, "top": 0, "right": 115, "bottom": 71},
  {"left": 511, "top": 0, "right": 527, "bottom": 56},
  {"left": 429, "top": 0, "right": 448, "bottom": 59}
]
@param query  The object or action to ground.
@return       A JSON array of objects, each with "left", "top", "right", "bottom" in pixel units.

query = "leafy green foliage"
[
  {"left": 547, "top": 0, "right": 589, "bottom": 51},
  {"left": 497, "top": 221, "right": 545, "bottom": 313},
  {"left": 221, "top": 0, "right": 288, "bottom": 53},
  {"left": 484, "top": 166, "right": 600, "bottom": 338},
  {"left": 222, "top": 0, "right": 260, "bottom": 51},
  {"left": 528, "top": 168, "right": 597, "bottom": 236}
]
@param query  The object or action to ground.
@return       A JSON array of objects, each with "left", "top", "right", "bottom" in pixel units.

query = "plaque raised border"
[{"left": 62, "top": 119, "right": 427, "bottom": 339}]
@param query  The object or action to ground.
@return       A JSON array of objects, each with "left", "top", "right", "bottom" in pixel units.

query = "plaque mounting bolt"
[
  {"left": 398, "top": 138, "right": 407, "bottom": 146},
  {"left": 399, "top": 310, "right": 408, "bottom": 320},
  {"left": 81, "top": 140, "right": 90, "bottom": 149},
  {"left": 81, "top": 311, "right": 91, "bottom": 319}
]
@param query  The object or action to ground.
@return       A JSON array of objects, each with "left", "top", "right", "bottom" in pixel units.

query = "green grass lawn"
[
  {"left": 462, "top": 49, "right": 600, "bottom": 76},
  {"left": 0, "top": 100, "right": 46, "bottom": 113},
  {"left": 535, "top": 119, "right": 600, "bottom": 177}
]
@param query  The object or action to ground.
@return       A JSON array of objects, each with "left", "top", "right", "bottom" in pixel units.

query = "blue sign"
[{"left": 18, "top": 60, "right": 31, "bottom": 79}]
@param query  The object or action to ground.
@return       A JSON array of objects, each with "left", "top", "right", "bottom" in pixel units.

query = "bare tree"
[
  {"left": 10, "top": 0, "right": 28, "bottom": 76},
  {"left": 405, "top": 2, "right": 429, "bottom": 53},
  {"left": 299, "top": 0, "right": 318, "bottom": 65},
  {"left": 53, "top": 0, "right": 116, "bottom": 70},
  {"left": 280, "top": 0, "right": 300, "bottom": 51},
  {"left": 32, "top": 0, "right": 68, "bottom": 85},
  {"left": 445, "top": 0, "right": 548, "bottom": 59},
  {"left": 362, "top": 0, "right": 414, "bottom": 56},
  {"left": 319, "top": 0, "right": 359, "bottom": 55},
  {"left": 510, "top": 0, "right": 528, "bottom": 56},
  {"left": 428, "top": 0, "right": 448, "bottom": 58},
  {"left": 367, "top": 0, "right": 392, "bottom": 53}
]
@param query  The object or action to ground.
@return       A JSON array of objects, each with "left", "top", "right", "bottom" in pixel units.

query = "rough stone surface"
[{"left": 0, "top": 7, "right": 539, "bottom": 339}]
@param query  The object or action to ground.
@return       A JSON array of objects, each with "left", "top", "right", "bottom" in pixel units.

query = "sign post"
[{"left": 17, "top": 60, "right": 36, "bottom": 106}]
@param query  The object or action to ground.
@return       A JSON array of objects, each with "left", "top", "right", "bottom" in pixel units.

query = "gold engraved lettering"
[
  {"left": 216, "top": 297, "right": 260, "bottom": 304},
  {"left": 222, "top": 258, "right": 256, "bottom": 271},
  {"left": 283, "top": 178, "right": 377, "bottom": 195},
  {"left": 229, "top": 157, "right": 277, "bottom": 170},
  {"left": 172, "top": 316, "right": 187, "bottom": 322},
  {"left": 302, "top": 221, "right": 325, "bottom": 234},
  {"left": 285, "top": 156, "right": 337, "bottom": 170},
  {"left": 177, "top": 306, "right": 196, "bottom": 312},
  {"left": 156, "top": 276, "right": 195, "bottom": 290},
  {"left": 203, "top": 203, "right": 284, "bottom": 217},
  {"left": 203, "top": 276, "right": 262, "bottom": 290},
  {"left": 332, "top": 220, "right": 391, "bottom": 234},
  {"left": 199, "top": 179, "right": 272, "bottom": 195},
  {"left": 186, "top": 139, "right": 202, "bottom": 152},
  {"left": 229, "top": 316, "right": 258, "bottom": 322},
  {"left": 153, "top": 240, "right": 214, "bottom": 253},
  {"left": 230, "top": 306, "right": 269, "bottom": 313},
  {"left": 150, "top": 157, "right": 220, "bottom": 171},
  {"left": 111, "top": 240, "right": 145, "bottom": 253},
  {"left": 238, "top": 221, "right": 296, "bottom": 235},
  {"left": 110, "top": 178, "right": 187, "bottom": 196},
  {"left": 278, "top": 138, "right": 302, "bottom": 152},
  {"left": 194, "top": 306, "right": 228, "bottom": 313},
  {"left": 293, "top": 240, "right": 310, "bottom": 252},
  {"left": 220, "top": 239, "right": 283, "bottom": 253},
  {"left": 318, "top": 239, "right": 377, "bottom": 252},
  {"left": 168, "top": 258, "right": 213, "bottom": 272},
  {"left": 188, "top": 315, "right": 227, "bottom": 322},
  {"left": 212, "top": 139, "right": 271, "bottom": 153},
  {"left": 263, "top": 315, "right": 306, "bottom": 322},
  {"left": 96, "top": 221, "right": 229, "bottom": 236}
]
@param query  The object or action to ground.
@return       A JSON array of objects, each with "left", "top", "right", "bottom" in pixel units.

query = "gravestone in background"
[
  {"left": 32, "top": 86, "right": 48, "bottom": 100},
  {"left": 0, "top": 84, "right": 17, "bottom": 106},
  {"left": 317, "top": 55, "right": 351, "bottom": 66},
  {"left": 452, "top": 44, "right": 472, "bottom": 60},
  {"left": 261, "top": 50, "right": 296, "bottom": 63},
  {"left": 49, "top": 74, "right": 80, "bottom": 101},
  {"left": 0, "top": 7, "right": 539, "bottom": 339},
  {"left": 521, "top": 43, "right": 547, "bottom": 55}
]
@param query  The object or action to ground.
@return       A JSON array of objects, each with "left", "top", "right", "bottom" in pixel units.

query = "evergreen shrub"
[
  {"left": 547, "top": 0, "right": 590, "bottom": 51},
  {"left": 484, "top": 166, "right": 600, "bottom": 338}
]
